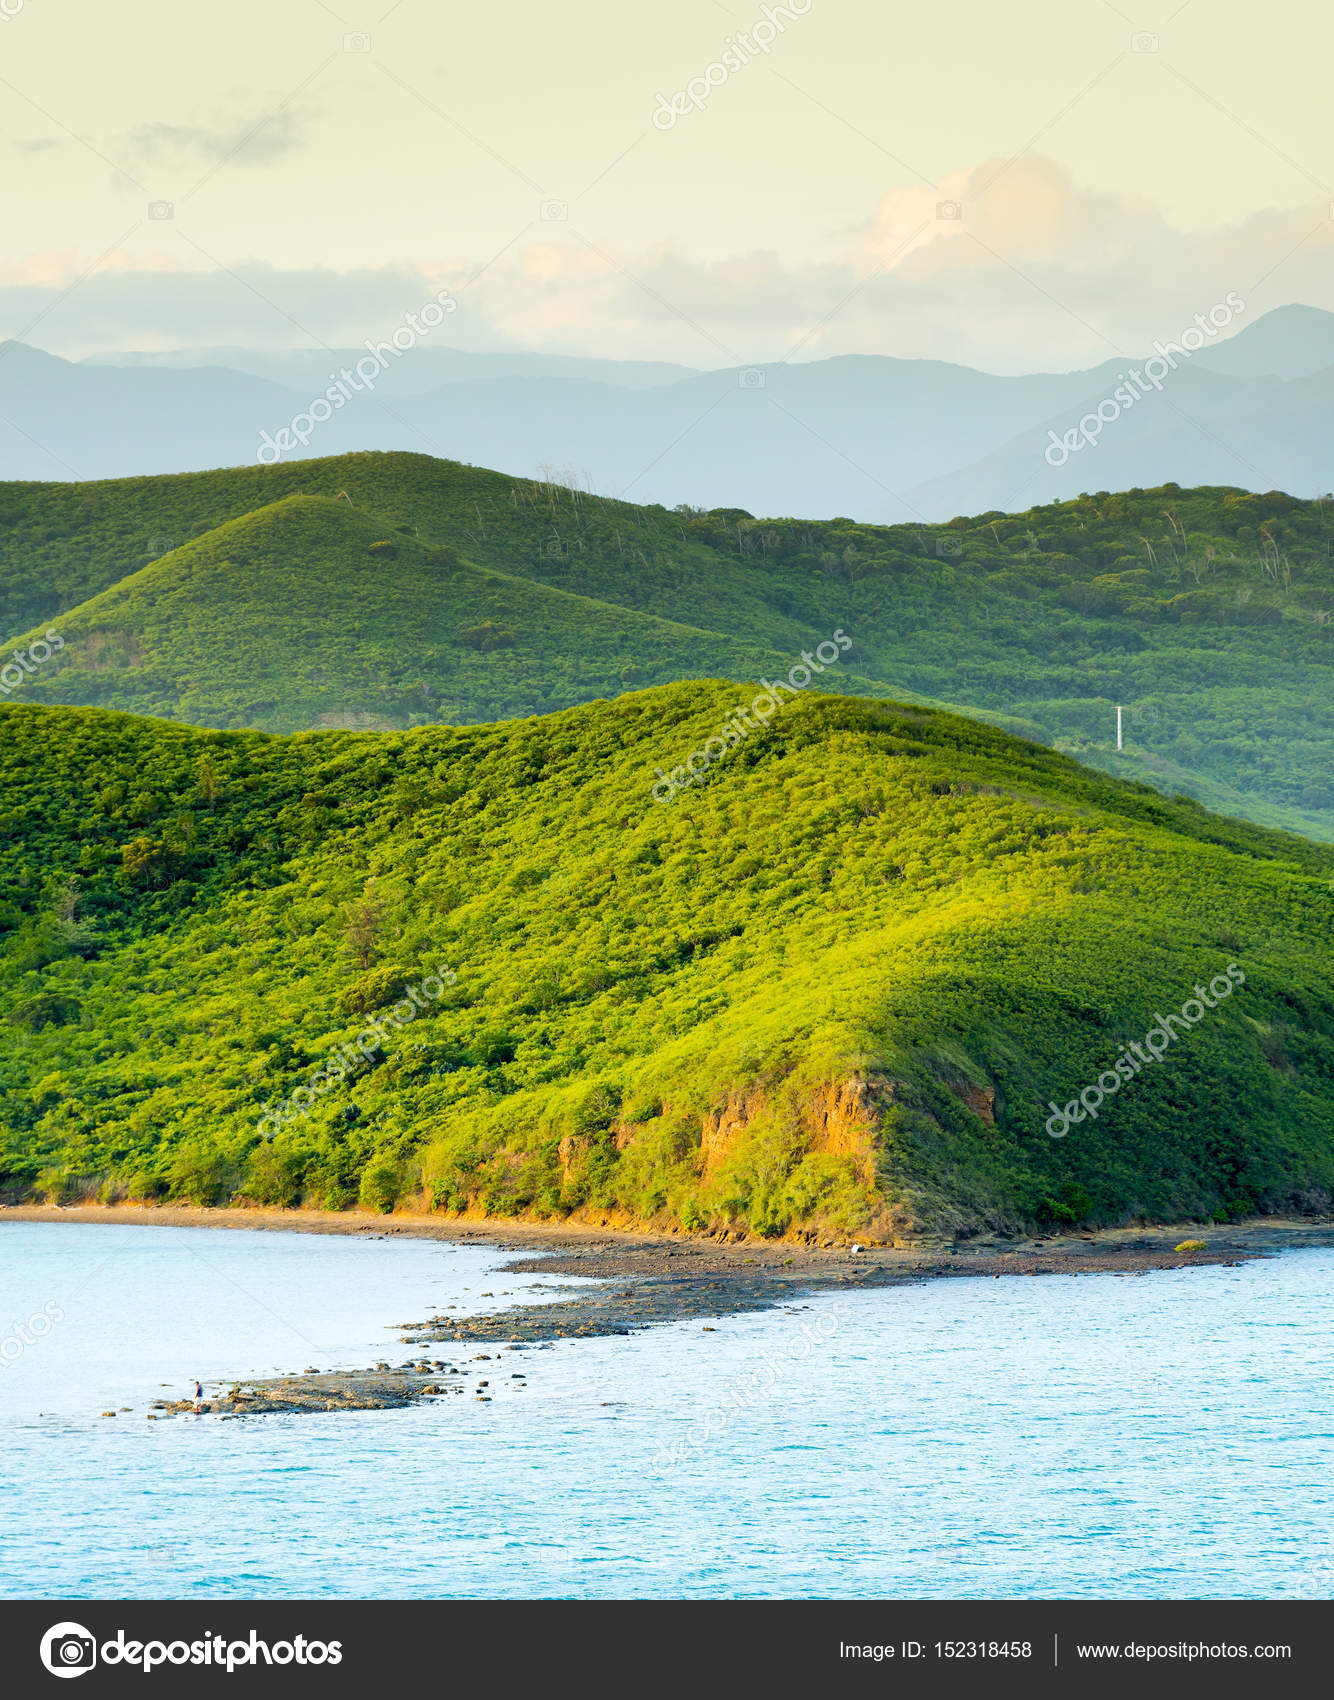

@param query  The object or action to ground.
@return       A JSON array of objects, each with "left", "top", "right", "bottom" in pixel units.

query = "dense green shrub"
[
  {"left": 1, "top": 684, "right": 1331, "bottom": 1240},
  {"left": 0, "top": 452, "right": 1328, "bottom": 838}
]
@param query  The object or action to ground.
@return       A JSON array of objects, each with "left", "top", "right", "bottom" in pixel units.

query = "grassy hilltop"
[
  {"left": 1, "top": 452, "right": 1331, "bottom": 838},
  {"left": 2, "top": 685, "right": 1331, "bottom": 1240},
  {"left": 10, "top": 492, "right": 826, "bottom": 731}
]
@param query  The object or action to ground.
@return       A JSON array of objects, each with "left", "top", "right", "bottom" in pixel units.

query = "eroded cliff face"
[
  {"left": 470, "top": 1057, "right": 1012, "bottom": 1245},
  {"left": 955, "top": 1083, "right": 996, "bottom": 1126},
  {"left": 551, "top": 1070, "right": 923, "bottom": 1244},
  {"left": 697, "top": 1074, "right": 891, "bottom": 1183}
]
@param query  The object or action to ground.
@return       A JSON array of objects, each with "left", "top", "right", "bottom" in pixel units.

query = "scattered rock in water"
[{"left": 149, "top": 1225, "right": 1272, "bottom": 1422}]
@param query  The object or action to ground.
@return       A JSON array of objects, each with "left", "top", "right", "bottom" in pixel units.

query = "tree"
[{"left": 343, "top": 881, "right": 386, "bottom": 970}]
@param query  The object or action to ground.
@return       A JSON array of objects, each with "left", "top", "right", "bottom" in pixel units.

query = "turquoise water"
[{"left": 1, "top": 1223, "right": 1331, "bottom": 1599}]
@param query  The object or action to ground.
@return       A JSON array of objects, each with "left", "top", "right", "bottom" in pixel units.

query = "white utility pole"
[{"left": 1116, "top": 705, "right": 1124, "bottom": 750}]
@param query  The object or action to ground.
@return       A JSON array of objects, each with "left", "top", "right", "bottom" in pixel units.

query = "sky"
[{"left": 1, "top": 0, "right": 1332, "bottom": 371}]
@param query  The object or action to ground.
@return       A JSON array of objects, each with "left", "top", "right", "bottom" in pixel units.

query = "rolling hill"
[
  {"left": 9, "top": 492, "right": 856, "bottom": 731},
  {"left": 2, "top": 452, "right": 1332, "bottom": 840},
  {"left": 1, "top": 687, "right": 1331, "bottom": 1240}
]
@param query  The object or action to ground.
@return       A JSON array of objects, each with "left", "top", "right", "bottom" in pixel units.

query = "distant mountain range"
[{"left": 3, "top": 304, "right": 1333, "bottom": 520}]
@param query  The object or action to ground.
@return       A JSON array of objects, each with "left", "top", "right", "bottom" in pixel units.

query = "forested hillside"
[
  {"left": 2, "top": 686, "right": 1331, "bottom": 1240},
  {"left": 2, "top": 453, "right": 1331, "bottom": 837},
  {"left": 5, "top": 493, "right": 831, "bottom": 731}
]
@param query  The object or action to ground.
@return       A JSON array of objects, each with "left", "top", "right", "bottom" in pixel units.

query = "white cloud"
[
  {"left": 3, "top": 157, "right": 1333, "bottom": 370},
  {"left": 437, "top": 161, "right": 1334, "bottom": 369}
]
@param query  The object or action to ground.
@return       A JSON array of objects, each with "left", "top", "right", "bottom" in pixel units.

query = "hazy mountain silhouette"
[
  {"left": 1192, "top": 303, "right": 1334, "bottom": 379},
  {"left": 2, "top": 304, "right": 1331, "bottom": 517}
]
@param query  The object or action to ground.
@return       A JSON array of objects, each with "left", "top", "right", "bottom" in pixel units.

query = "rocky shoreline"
[{"left": 10, "top": 1206, "right": 1334, "bottom": 1420}]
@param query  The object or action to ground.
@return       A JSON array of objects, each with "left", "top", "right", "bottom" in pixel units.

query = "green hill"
[
  {"left": 2, "top": 686, "right": 1331, "bottom": 1241},
  {"left": 5, "top": 492, "right": 864, "bottom": 731},
  {"left": 2, "top": 452, "right": 1331, "bottom": 837},
  {"left": 0, "top": 452, "right": 809, "bottom": 650}
]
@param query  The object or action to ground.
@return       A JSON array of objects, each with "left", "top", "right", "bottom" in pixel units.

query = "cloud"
[
  {"left": 0, "top": 261, "right": 457, "bottom": 356},
  {"left": 3, "top": 157, "right": 1333, "bottom": 370},
  {"left": 864, "top": 157, "right": 1173, "bottom": 273},
  {"left": 115, "top": 99, "right": 317, "bottom": 173},
  {"left": 423, "top": 160, "right": 1334, "bottom": 370},
  {"left": 846, "top": 156, "right": 1334, "bottom": 368},
  {"left": 5, "top": 96, "right": 317, "bottom": 184}
]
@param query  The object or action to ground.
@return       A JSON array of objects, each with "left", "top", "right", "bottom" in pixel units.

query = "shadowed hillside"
[{"left": 2, "top": 686, "right": 1330, "bottom": 1240}]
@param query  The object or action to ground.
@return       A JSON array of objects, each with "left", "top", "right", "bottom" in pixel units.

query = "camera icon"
[
  {"left": 41, "top": 1621, "right": 97, "bottom": 1679},
  {"left": 1131, "top": 31, "right": 1158, "bottom": 52},
  {"left": 1135, "top": 703, "right": 1160, "bottom": 727},
  {"left": 146, "top": 536, "right": 177, "bottom": 557},
  {"left": 343, "top": 31, "right": 372, "bottom": 52},
  {"left": 934, "top": 536, "right": 963, "bottom": 558},
  {"left": 147, "top": 200, "right": 174, "bottom": 221},
  {"left": 936, "top": 200, "right": 962, "bottom": 221},
  {"left": 53, "top": 1638, "right": 95, "bottom": 1671},
  {"left": 738, "top": 367, "right": 766, "bottom": 390},
  {"left": 540, "top": 200, "right": 568, "bottom": 222}
]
